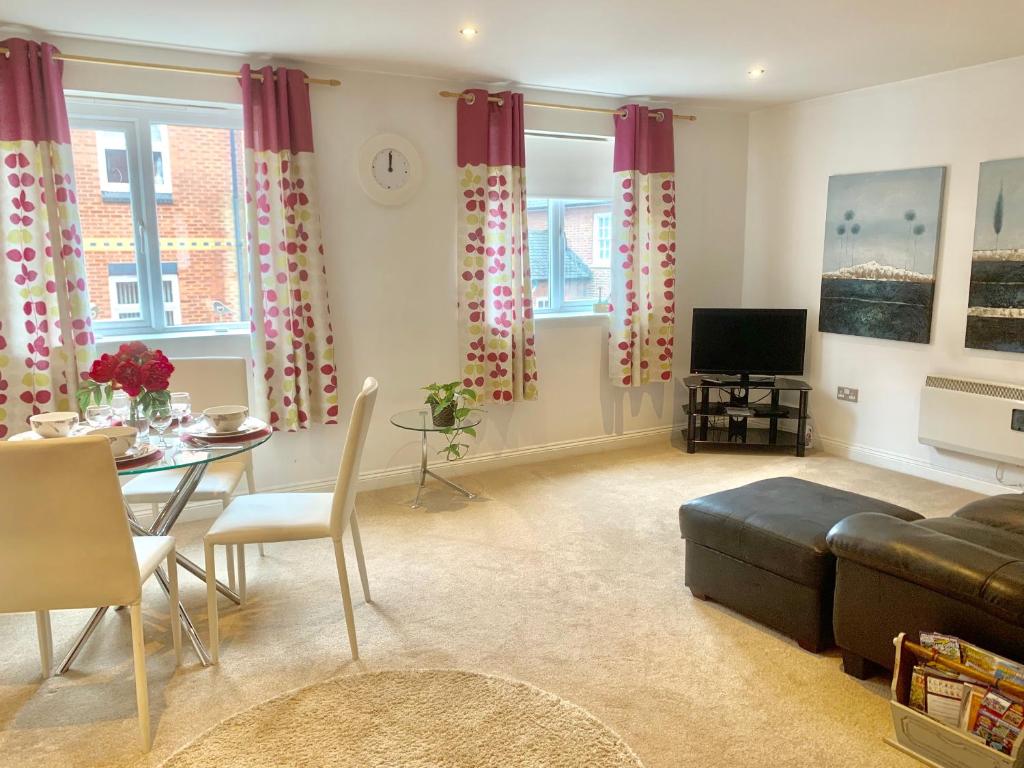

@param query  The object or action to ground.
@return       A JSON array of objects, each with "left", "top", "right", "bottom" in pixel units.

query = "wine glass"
[
  {"left": 170, "top": 392, "right": 191, "bottom": 436},
  {"left": 149, "top": 405, "right": 173, "bottom": 448},
  {"left": 84, "top": 404, "right": 113, "bottom": 428},
  {"left": 110, "top": 391, "right": 129, "bottom": 424}
]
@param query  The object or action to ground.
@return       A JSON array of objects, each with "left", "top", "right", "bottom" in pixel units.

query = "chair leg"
[
  {"left": 244, "top": 465, "right": 266, "bottom": 558},
  {"left": 332, "top": 538, "right": 359, "bottom": 660},
  {"left": 151, "top": 503, "right": 159, "bottom": 519},
  {"left": 350, "top": 510, "right": 371, "bottom": 603},
  {"left": 223, "top": 503, "right": 237, "bottom": 591},
  {"left": 237, "top": 544, "right": 247, "bottom": 604},
  {"left": 129, "top": 603, "right": 151, "bottom": 752},
  {"left": 204, "top": 542, "right": 219, "bottom": 664},
  {"left": 166, "top": 552, "right": 182, "bottom": 666},
  {"left": 34, "top": 611, "right": 52, "bottom": 679}
]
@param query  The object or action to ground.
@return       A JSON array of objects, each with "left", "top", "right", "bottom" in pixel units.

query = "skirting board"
[
  {"left": 817, "top": 435, "right": 1013, "bottom": 496},
  {"left": 134, "top": 424, "right": 680, "bottom": 524}
]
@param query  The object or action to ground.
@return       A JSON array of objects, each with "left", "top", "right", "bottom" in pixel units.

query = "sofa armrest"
[{"left": 827, "top": 513, "right": 1024, "bottom": 626}]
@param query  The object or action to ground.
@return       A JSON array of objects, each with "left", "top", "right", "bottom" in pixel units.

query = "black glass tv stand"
[{"left": 681, "top": 375, "right": 812, "bottom": 457}]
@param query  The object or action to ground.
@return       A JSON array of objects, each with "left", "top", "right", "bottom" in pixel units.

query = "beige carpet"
[
  {"left": 0, "top": 438, "right": 981, "bottom": 768},
  {"left": 158, "top": 669, "right": 644, "bottom": 767}
]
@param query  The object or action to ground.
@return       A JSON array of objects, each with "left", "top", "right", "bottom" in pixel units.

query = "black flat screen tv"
[{"left": 690, "top": 308, "right": 807, "bottom": 377}]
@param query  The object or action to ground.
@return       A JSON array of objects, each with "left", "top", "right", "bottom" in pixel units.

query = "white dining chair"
[
  {"left": 0, "top": 436, "right": 182, "bottom": 752},
  {"left": 204, "top": 377, "right": 378, "bottom": 662},
  {"left": 121, "top": 356, "right": 263, "bottom": 589}
]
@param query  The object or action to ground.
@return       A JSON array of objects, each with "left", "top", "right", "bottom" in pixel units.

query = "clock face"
[{"left": 371, "top": 148, "right": 410, "bottom": 191}]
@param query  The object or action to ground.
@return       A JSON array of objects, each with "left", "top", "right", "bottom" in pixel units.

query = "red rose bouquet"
[{"left": 76, "top": 341, "right": 175, "bottom": 416}]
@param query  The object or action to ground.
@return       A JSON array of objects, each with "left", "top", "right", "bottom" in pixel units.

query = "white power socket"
[{"left": 837, "top": 386, "right": 859, "bottom": 403}]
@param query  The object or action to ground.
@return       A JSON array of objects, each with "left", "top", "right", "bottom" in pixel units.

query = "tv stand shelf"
[{"left": 680, "top": 375, "right": 812, "bottom": 457}]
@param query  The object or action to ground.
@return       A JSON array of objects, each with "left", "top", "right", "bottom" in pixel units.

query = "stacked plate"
[{"left": 183, "top": 417, "right": 270, "bottom": 441}]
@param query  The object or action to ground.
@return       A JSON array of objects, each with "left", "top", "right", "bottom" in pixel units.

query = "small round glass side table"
[{"left": 390, "top": 408, "right": 482, "bottom": 508}]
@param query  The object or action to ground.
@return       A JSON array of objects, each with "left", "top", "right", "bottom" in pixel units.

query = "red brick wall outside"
[{"left": 71, "top": 125, "right": 244, "bottom": 328}]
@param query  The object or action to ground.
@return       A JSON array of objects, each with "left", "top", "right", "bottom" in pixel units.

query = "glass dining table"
[{"left": 12, "top": 429, "right": 272, "bottom": 671}]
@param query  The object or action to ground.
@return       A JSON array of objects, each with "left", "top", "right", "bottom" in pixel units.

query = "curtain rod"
[
  {"left": 438, "top": 90, "right": 696, "bottom": 122},
  {"left": 0, "top": 47, "right": 342, "bottom": 87}
]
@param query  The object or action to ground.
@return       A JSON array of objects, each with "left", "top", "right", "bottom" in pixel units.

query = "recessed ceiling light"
[
  {"left": 747, "top": 66, "right": 767, "bottom": 80},
  {"left": 459, "top": 26, "right": 479, "bottom": 39}
]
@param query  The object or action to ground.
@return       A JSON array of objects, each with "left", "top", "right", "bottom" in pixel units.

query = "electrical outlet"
[{"left": 837, "top": 386, "right": 859, "bottom": 403}]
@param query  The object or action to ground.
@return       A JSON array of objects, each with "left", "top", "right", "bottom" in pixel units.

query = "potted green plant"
[{"left": 423, "top": 381, "right": 481, "bottom": 461}]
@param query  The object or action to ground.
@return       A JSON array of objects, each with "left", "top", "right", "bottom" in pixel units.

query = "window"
[
  {"left": 527, "top": 198, "right": 613, "bottom": 313},
  {"left": 69, "top": 98, "right": 246, "bottom": 337},
  {"left": 96, "top": 125, "right": 172, "bottom": 195}
]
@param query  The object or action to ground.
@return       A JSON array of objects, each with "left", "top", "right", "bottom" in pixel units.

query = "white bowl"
[
  {"left": 30, "top": 411, "right": 80, "bottom": 439},
  {"left": 203, "top": 405, "right": 248, "bottom": 433},
  {"left": 91, "top": 426, "right": 138, "bottom": 458}
]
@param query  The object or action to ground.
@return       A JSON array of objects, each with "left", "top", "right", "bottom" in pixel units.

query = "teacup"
[
  {"left": 203, "top": 405, "right": 248, "bottom": 433},
  {"left": 30, "top": 411, "right": 80, "bottom": 439},
  {"left": 91, "top": 426, "right": 138, "bottom": 458}
]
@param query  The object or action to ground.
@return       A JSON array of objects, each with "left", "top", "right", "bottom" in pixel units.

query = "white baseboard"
[
  {"left": 817, "top": 435, "right": 1011, "bottom": 496},
  {"left": 356, "top": 424, "right": 679, "bottom": 491},
  {"left": 148, "top": 424, "right": 680, "bottom": 523}
]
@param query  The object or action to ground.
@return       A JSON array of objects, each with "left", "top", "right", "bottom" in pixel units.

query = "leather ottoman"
[{"left": 678, "top": 477, "right": 922, "bottom": 652}]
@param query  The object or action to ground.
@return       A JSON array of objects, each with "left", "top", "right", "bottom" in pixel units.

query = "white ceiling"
[{"left": 5, "top": 1, "right": 1024, "bottom": 109}]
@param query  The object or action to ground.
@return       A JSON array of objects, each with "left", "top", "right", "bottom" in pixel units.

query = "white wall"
[
  {"left": 24, "top": 32, "right": 750, "bottom": 489},
  {"left": 743, "top": 56, "right": 1024, "bottom": 493}
]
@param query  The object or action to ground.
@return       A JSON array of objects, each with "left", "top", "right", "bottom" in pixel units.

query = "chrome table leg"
[
  {"left": 410, "top": 429, "right": 475, "bottom": 507},
  {"left": 55, "top": 607, "right": 108, "bottom": 675},
  {"left": 153, "top": 566, "right": 211, "bottom": 666},
  {"left": 58, "top": 464, "right": 214, "bottom": 673}
]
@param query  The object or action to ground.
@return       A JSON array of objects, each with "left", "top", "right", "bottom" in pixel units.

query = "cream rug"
[{"left": 158, "top": 670, "right": 645, "bottom": 767}]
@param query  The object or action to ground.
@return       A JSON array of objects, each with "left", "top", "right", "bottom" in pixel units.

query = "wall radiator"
[{"left": 919, "top": 376, "right": 1024, "bottom": 466}]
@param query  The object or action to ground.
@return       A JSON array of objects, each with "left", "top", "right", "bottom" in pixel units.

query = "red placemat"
[
  {"left": 183, "top": 426, "right": 272, "bottom": 445},
  {"left": 115, "top": 448, "right": 164, "bottom": 469}
]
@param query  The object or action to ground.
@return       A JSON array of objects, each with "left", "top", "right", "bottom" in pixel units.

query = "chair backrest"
[
  {"left": 168, "top": 357, "right": 250, "bottom": 413},
  {"left": 330, "top": 377, "right": 379, "bottom": 538},
  {"left": 0, "top": 437, "right": 142, "bottom": 612}
]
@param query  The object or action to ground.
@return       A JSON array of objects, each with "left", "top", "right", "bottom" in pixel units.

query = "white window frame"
[
  {"left": 593, "top": 211, "right": 612, "bottom": 268},
  {"left": 96, "top": 125, "right": 172, "bottom": 195},
  {"left": 529, "top": 198, "right": 611, "bottom": 315},
  {"left": 69, "top": 96, "right": 246, "bottom": 338}
]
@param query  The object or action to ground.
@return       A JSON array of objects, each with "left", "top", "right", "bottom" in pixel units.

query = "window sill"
[
  {"left": 96, "top": 326, "right": 249, "bottom": 344},
  {"left": 535, "top": 310, "right": 610, "bottom": 323}
]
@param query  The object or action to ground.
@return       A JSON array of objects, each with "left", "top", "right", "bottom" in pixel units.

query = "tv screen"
[{"left": 690, "top": 308, "right": 807, "bottom": 376}]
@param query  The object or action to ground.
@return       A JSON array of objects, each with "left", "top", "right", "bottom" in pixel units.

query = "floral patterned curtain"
[
  {"left": 240, "top": 64, "right": 339, "bottom": 430},
  {"left": 608, "top": 105, "right": 677, "bottom": 387},
  {"left": 0, "top": 38, "right": 94, "bottom": 437},
  {"left": 456, "top": 89, "right": 538, "bottom": 402}
]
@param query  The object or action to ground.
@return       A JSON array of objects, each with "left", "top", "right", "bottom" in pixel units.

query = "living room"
[{"left": 1, "top": 3, "right": 1022, "bottom": 767}]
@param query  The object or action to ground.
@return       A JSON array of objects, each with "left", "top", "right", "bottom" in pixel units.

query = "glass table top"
[
  {"left": 8, "top": 426, "right": 272, "bottom": 475},
  {"left": 390, "top": 408, "right": 482, "bottom": 433}
]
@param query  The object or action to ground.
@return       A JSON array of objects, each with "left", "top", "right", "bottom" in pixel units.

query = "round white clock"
[{"left": 357, "top": 133, "right": 422, "bottom": 205}]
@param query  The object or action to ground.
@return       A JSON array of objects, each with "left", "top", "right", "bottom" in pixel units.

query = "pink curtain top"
[
  {"left": 613, "top": 104, "right": 674, "bottom": 174},
  {"left": 457, "top": 89, "right": 526, "bottom": 168},
  {"left": 240, "top": 64, "right": 315, "bottom": 154},
  {"left": 0, "top": 38, "right": 71, "bottom": 144}
]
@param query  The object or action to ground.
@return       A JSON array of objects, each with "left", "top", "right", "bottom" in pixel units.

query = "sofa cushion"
[
  {"left": 828, "top": 513, "right": 1024, "bottom": 627},
  {"left": 920, "top": 517, "right": 1024, "bottom": 561},
  {"left": 679, "top": 477, "right": 921, "bottom": 588},
  {"left": 954, "top": 493, "right": 1024, "bottom": 536}
]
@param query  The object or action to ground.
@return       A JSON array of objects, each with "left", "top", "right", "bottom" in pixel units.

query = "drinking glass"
[
  {"left": 170, "top": 392, "right": 192, "bottom": 435},
  {"left": 149, "top": 405, "right": 174, "bottom": 448},
  {"left": 84, "top": 404, "right": 113, "bottom": 428},
  {"left": 110, "top": 391, "right": 130, "bottom": 423}
]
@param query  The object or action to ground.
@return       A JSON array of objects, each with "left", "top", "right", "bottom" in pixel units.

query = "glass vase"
[{"left": 124, "top": 397, "right": 150, "bottom": 445}]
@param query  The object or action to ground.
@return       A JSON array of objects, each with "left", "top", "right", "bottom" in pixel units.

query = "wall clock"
[{"left": 357, "top": 133, "right": 422, "bottom": 206}]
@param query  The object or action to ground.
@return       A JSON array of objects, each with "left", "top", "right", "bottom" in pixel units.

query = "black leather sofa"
[{"left": 827, "top": 493, "right": 1024, "bottom": 678}]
